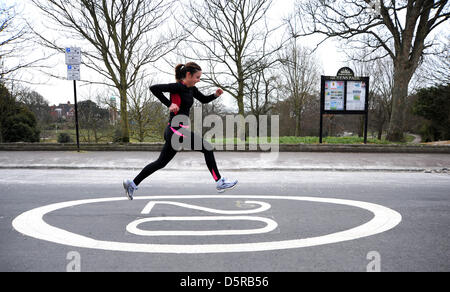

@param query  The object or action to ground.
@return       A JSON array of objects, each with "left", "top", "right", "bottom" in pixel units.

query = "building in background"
[
  {"left": 50, "top": 101, "right": 74, "bottom": 121},
  {"left": 109, "top": 96, "right": 119, "bottom": 125}
]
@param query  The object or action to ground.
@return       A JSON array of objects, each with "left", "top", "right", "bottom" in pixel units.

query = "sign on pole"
[
  {"left": 65, "top": 47, "right": 81, "bottom": 80},
  {"left": 67, "top": 65, "right": 80, "bottom": 81},
  {"left": 65, "top": 47, "right": 81, "bottom": 65},
  {"left": 319, "top": 67, "right": 370, "bottom": 144},
  {"left": 65, "top": 47, "right": 82, "bottom": 152}
]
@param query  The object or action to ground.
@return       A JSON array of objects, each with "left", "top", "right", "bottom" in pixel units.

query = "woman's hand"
[
  {"left": 169, "top": 103, "right": 180, "bottom": 114},
  {"left": 215, "top": 88, "right": 224, "bottom": 97}
]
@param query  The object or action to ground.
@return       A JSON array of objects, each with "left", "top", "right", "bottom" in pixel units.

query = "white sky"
[{"left": 7, "top": 0, "right": 353, "bottom": 109}]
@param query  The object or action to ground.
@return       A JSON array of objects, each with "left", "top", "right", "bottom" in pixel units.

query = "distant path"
[{"left": 406, "top": 133, "right": 422, "bottom": 144}]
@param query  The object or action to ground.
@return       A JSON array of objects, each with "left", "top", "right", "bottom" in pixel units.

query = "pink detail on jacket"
[{"left": 171, "top": 93, "right": 181, "bottom": 115}]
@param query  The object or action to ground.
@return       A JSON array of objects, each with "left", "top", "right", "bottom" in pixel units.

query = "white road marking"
[
  {"left": 126, "top": 216, "right": 278, "bottom": 236},
  {"left": 128, "top": 200, "right": 277, "bottom": 236},
  {"left": 140, "top": 200, "right": 271, "bottom": 215},
  {"left": 12, "top": 195, "right": 402, "bottom": 254}
]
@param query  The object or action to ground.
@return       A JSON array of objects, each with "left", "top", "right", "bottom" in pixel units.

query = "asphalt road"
[{"left": 0, "top": 168, "right": 449, "bottom": 272}]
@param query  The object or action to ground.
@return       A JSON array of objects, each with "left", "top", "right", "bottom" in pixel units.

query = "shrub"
[
  {"left": 57, "top": 133, "right": 73, "bottom": 143},
  {"left": 2, "top": 107, "right": 40, "bottom": 142}
]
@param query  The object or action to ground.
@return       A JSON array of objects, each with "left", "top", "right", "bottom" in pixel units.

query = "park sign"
[
  {"left": 319, "top": 67, "right": 370, "bottom": 143},
  {"left": 321, "top": 67, "right": 369, "bottom": 113}
]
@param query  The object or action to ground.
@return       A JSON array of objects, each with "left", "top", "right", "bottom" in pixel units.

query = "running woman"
[{"left": 123, "top": 62, "right": 238, "bottom": 200}]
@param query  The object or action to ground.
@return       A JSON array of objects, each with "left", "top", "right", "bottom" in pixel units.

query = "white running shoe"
[
  {"left": 216, "top": 177, "right": 238, "bottom": 193},
  {"left": 123, "top": 179, "right": 138, "bottom": 200}
]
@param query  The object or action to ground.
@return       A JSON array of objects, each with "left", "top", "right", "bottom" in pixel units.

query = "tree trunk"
[
  {"left": 237, "top": 95, "right": 245, "bottom": 141},
  {"left": 377, "top": 113, "right": 383, "bottom": 140},
  {"left": 387, "top": 63, "right": 412, "bottom": 142},
  {"left": 119, "top": 87, "right": 130, "bottom": 143},
  {"left": 237, "top": 68, "right": 246, "bottom": 141},
  {"left": 87, "top": 128, "right": 91, "bottom": 143},
  {"left": 295, "top": 108, "right": 301, "bottom": 137},
  {"left": 94, "top": 127, "right": 98, "bottom": 143},
  {"left": 139, "top": 119, "right": 145, "bottom": 142}
]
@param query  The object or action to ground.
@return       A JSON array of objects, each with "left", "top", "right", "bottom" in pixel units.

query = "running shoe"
[
  {"left": 216, "top": 177, "right": 238, "bottom": 193},
  {"left": 123, "top": 179, "right": 138, "bottom": 200}
]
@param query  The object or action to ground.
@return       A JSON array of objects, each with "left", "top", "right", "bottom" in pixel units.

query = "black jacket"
[{"left": 150, "top": 82, "right": 218, "bottom": 123}]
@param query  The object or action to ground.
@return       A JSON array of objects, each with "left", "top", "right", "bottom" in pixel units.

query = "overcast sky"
[{"left": 7, "top": 0, "right": 370, "bottom": 109}]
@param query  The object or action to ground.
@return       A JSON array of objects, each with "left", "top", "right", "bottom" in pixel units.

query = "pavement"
[{"left": 1, "top": 151, "right": 449, "bottom": 173}]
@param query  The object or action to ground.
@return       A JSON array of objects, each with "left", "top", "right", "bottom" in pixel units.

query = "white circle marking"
[{"left": 12, "top": 195, "right": 402, "bottom": 254}]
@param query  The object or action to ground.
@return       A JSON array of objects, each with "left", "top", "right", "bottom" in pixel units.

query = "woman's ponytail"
[
  {"left": 175, "top": 64, "right": 185, "bottom": 82},
  {"left": 175, "top": 62, "right": 202, "bottom": 81}
]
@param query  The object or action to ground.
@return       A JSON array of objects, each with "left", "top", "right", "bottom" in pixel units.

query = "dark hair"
[{"left": 175, "top": 62, "right": 202, "bottom": 81}]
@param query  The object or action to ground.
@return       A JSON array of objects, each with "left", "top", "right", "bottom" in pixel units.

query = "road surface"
[{"left": 1, "top": 167, "right": 449, "bottom": 272}]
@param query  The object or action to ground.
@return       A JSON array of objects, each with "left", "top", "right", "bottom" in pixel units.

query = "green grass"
[
  {"left": 207, "top": 135, "right": 415, "bottom": 145},
  {"left": 40, "top": 128, "right": 416, "bottom": 145},
  {"left": 40, "top": 129, "right": 164, "bottom": 143}
]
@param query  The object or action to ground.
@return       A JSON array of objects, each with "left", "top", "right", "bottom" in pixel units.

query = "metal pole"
[
  {"left": 73, "top": 80, "right": 80, "bottom": 152},
  {"left": 320, "top": 76, "right": 324, "bottom": 144},
  {"left": 319, "top": 113, "right": 323, "bottom": 144},
  {"left": 364, "top": 77, "right": 370, "bottom": 144},
  {"left": 364, "top": 112, "right": 369, "bottom": 144}
]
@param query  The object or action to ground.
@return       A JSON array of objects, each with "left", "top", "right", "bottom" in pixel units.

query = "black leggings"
[{"left": 133, "top": 125, "right": 222, "bottom": 186}]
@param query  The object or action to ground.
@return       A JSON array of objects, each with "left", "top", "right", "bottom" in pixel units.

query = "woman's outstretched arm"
[
  {"left": 150, "top": 83, "right": 178, "bottom": 107},
  {"left": 193, "top": 87, "right": 223, "bottom": 104}
]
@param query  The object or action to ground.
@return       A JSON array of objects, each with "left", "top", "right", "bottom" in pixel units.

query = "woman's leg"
[
  {"left": 186, "top": 129, "right": 222, "bottom": 182},
  {"left": 203, "top": 149, "right": 222, "bottom": 182},
  {"left": 191, "top": 132, "right": 237, "bottom": 192},
  {"left": 133, "top": 128, "right": 178, "bottom": 186}
]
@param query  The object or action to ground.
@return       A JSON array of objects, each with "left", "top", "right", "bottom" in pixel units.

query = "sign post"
[
  {"left": 65, "top": 48, "right": 81, "bottom": 152},
  {"left": 320, "top": 67, "right": 370, "bottom": 144}
]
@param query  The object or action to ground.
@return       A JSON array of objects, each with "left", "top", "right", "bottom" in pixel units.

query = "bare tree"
[
  {"left": 15, "top": 86, "right": 52, "bottom": 128},
  {"left": 244, "top": 59, "right": 279, "bottom": 132},
  {"left": 279, "top": 42, "right": 321, "bottom": 136},
  {"left": 31, "top": 0, "right": 182, "bottom": 142},
  {"left": 414, "top": 36, "right": 450, "bottom": 86},
  {"left": 128, "top": 75, "right": 167, "bottom": 142},
  {"left": 77, "top": 98, "right": 110, "bottom": 143},
  {"left": 294, "top": 0, "right": 450, "bottom": 142},
  {"left": 182, "top": 0, "right": 285, "bottom": 139},
  {"left": 368, "top": 57, "right": 395, "bottom": 139},
  {"left": 0, "top": 4, "right": 49, "bottom": 82}
]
